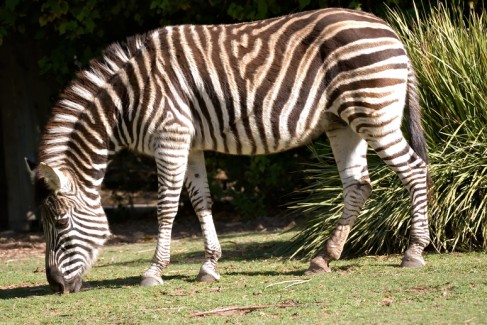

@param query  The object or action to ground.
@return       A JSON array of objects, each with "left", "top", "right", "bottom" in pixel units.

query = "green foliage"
[
  {"left": 287, "top": 3, "right": 487, "bottom": 258},
  {"left": 394, "top": 3, "right": 487, "bottom": 252},
  {"left": 206, "top": 151, "right": 308, "bottom": 218},
  {"left": 0, "top": 0, "right": 418, "bottom": 77}
]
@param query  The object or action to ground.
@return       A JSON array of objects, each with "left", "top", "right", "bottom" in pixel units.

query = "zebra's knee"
[
  {"left": 206, "top": 247, "right": 222, "bottom": 262},
  {"left": 360, "top": 179, "right": 372, "bottom": 200},
  {"left": 214, "top": 248, "right": 222, "bottom": 260},
  {"left": 346, "top": 179, "right": 372, "bottom": 203}
]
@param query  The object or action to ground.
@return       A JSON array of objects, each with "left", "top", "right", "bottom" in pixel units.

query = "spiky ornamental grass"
[{"left": 286, "top": 4, "right": 487, "bottom": 259}]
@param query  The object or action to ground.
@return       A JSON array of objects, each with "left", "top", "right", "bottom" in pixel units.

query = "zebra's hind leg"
[
  {"left": 185, "top": 150, "right": 221, "bottom": 283},
  {"left": 306, "top": 125, "right": 372, "bottom": 275},
  {"left": 366, "top": 131, "right": 429, "bottom": 268}
]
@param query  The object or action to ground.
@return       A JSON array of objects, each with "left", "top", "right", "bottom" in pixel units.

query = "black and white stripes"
[{"left": 31, "top": 8, "right": 430, "bottom": 293}]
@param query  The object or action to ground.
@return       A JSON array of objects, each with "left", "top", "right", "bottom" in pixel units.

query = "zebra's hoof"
[
  {"left": 195, "top": 268, "right": 220, "bottom": 283},
  {"left": 304, "top": 256, "right": 332, "bottom": 275},
  {"left": 196, "top": 264, "right": 221, "bottom": 283},
  {"left": 195, "top": 273, "right": 219, "bottom": 283},
  {"left": 140, "top": 275, "right": 163, "bottom": 287},
  {"left": 400, "top": 254, "right": 426, "bottom": 268}
]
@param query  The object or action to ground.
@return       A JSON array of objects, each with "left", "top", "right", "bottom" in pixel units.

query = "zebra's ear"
[
  {"left": 24, "top": 158, "right": 37, "bottom": 184},
  {"left": 37, "top": 162, "right": 69, "bottom": 192}
]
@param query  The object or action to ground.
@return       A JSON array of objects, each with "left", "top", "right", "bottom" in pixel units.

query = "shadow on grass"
[
  {"left": 96, "top": 258, "right": 148, "bottom": 268},
  {"left": 83, "top": 275, "right": 141, "bottom": 290},
  {"left": 0, "top": 285, "right": 52, "bottom": 299},
  {"left": 85, "top": 274, "right": 196, "bottom": 290},
  {"left": 224, "top": 269, "right": 305, "bottom": 277},
  {"left": 0, "top": 274, "right": 199, "bottom": 299},
  {"left": 173, "top": 236, "right": 294, "bottom": 262},
  {"left": 0, "top": 277, "right": 146, "bottom": 299}
]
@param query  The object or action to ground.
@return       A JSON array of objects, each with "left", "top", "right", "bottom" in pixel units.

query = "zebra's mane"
[
  {"left": 57, "top": 32, "right": 152, "bottom": 116},
  {"left": 40, "top": 31, "right": 155, "bottom": 165},
  {"left": 92, "top": 32, "right": 151, "bottom": 82}
]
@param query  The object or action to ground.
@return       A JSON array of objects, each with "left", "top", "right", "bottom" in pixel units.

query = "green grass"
[{"left": 1, "top": 231, "right": 487, "bottom": 324}]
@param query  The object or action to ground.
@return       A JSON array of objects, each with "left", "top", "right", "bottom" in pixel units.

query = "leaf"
[
  {"left": 256, "top": 0, "right": 268, "bottom": 19},
  {"left": 5, "top": 0, "right": 21, "bottom": 10},
  {"left": 298, "top": 0, "right": 311, "bottom": 9},
  {"left": 382, "top": 297, "right": 394, "bottom": 306}
]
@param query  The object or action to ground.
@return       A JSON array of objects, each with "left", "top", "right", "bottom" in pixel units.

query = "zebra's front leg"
[
  {"left": 141, "top": 139, "right": 190, "bottom": 287},
  {"left": 185, "top": 150, "right": 221, "bottom": 283},
  {"left": 306, "top": 126, "right": 371, "bottom": 275}
]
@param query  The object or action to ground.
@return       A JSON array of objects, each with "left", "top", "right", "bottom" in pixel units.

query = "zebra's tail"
[{"left": 405, "top": 61, "right": 432, "bottom": 193}]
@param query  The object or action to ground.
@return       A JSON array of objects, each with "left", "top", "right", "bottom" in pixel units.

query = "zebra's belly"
[{"left": 192, "top": 116, "right": 329, "bottom": 155}]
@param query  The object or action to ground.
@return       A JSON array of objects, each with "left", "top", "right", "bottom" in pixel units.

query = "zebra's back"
[{"left": 152, "top": 8, "right": 409, "bottom": 156}]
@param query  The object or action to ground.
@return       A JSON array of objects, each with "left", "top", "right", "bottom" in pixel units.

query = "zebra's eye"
[{"left": 55, "top": 217, "right": 70, "bottom": 229}]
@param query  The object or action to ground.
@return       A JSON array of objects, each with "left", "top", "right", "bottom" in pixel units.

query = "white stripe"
[
  {"left": 71, "top": 85, "right": 94, "bottom": 101},
  {"left": 84, "top": 71, "right": 105, "bottom": 87}
]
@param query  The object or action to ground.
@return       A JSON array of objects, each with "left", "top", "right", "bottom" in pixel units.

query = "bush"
[
  {"left": 206, "top": 150, "right": 308, "bottom": 218},
  {"left": 286, "top": 4, "right": 487, "bottom": 259}
]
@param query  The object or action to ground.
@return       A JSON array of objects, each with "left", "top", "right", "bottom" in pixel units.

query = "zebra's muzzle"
[{"left": 46, "top": 265, "right": 82, "bottom": 294}]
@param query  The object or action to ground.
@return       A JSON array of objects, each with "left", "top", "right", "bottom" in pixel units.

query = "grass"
[{"left": 1, "top": 230, "right": 487, "bottom": 324}]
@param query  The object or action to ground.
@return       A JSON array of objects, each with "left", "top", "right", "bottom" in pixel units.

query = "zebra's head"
[{"left": 27, "top": 161, "right": 111, "bottom": 293}]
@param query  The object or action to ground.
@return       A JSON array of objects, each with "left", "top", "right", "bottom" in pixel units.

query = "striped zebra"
[{"left": 27, "top": 8, "right": 430, "bottom": 293}]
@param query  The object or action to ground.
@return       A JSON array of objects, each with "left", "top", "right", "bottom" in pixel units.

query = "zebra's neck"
[{"left": 39, "top": 31, "right": 158, "bottom": 189}]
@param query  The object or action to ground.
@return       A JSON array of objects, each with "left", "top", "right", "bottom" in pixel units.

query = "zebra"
[{"left": 26, "top": 8, "right": 430, "bottom": 293}]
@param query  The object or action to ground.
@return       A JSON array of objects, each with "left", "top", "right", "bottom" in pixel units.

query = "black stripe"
[{"left": 328, "top": 78, "right": 405, "bottom": 110}]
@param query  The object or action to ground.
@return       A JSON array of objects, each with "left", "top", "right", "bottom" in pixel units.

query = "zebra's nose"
[
  {"left": 67, "top": 275, "right": 83, "bottom": 293},
  {"left": 46, "top": 265, "right": 65, "bottom": 293},
  {"left": 46, "top": 266, "right": 82, "bottom": 293}
]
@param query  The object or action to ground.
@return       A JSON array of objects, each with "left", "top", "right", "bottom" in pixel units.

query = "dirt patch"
[
  {"left": 0, "top": 233, "right": 45, "bottom": 260},
  {"left": 0, "top": 201, "right": 297, "bottom": 260}
]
